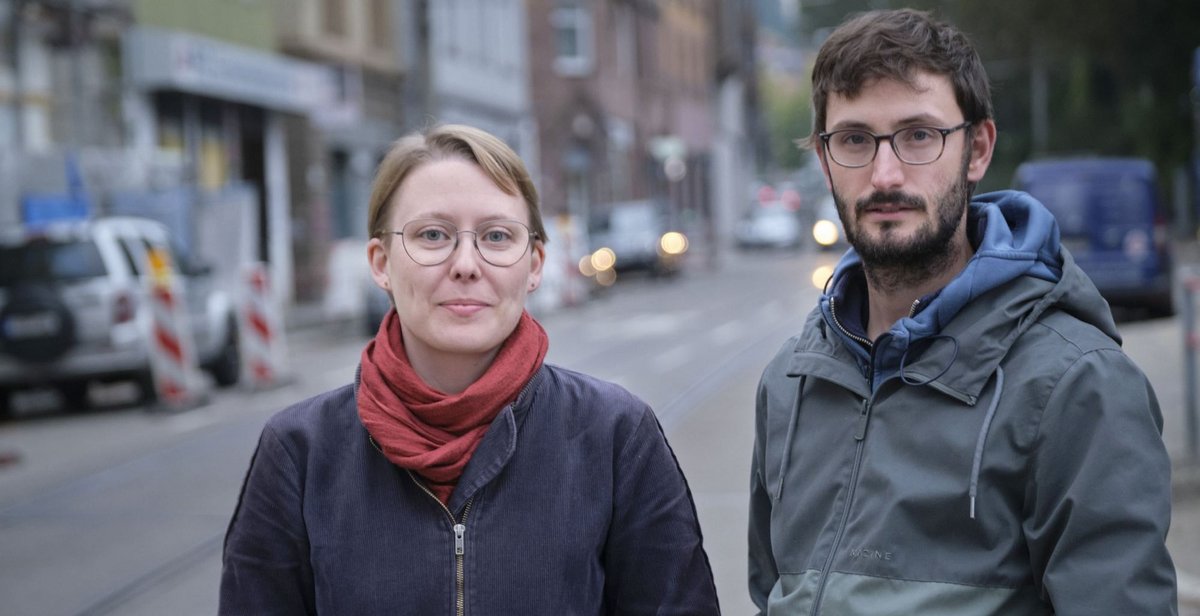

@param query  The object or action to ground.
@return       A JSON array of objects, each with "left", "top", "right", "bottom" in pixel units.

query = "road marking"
[
  {"left": 709, "top": 320, "right": 745, "bottom": 346},
  {"left": 654, "top": 342, "right": 697, "bottom": 372}
]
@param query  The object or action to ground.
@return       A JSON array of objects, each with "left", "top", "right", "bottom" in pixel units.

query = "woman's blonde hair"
[{"left": 366, "top": 124, "right": 547, "bottom": 244}]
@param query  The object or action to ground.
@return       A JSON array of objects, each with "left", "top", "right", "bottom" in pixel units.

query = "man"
[{"left": 748, "top": 9, "right": 1177, "bottom": 615}]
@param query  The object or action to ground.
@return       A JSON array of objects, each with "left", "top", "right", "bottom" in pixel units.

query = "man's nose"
[{"left": 870, "top": 138, "right": 905, "bottom": 190}]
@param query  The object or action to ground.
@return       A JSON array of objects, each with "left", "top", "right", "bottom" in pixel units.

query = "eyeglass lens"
[
  {"left": 400, "top": 219, "right": 532, "bottom": 266},
  {"left": 828, "top": 127, "right": 948, "bottom": 167}
]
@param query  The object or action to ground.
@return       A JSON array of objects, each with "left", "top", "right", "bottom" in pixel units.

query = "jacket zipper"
[
  {"left": 368, "top": 376, "right": 537, "bottom": 616},
  {"left": 809, "top": 297, "right": 915, "bottom": 613},
  {"left": 828, "top": 297, "right": 873, "bottom": 348},
  {"left": 828, "top": 297, "right": 921, "bottom": 349},
  {"left": 408, "top": 471, "right": 475, "bottom": 616},
  {"left": 810, "top": 397, "right": 872, "bottom": 615}
]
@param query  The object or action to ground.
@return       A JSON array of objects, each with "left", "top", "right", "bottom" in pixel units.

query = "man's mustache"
[{"left": 856, "top": 191, "right": 925, "bottom": 213}]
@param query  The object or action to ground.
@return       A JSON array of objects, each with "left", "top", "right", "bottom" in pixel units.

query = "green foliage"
[
  {"left": 796, "top": 0, "right": 1200, "bottom": 195},
  {"left": 761, "top": 75, "right": 813, "bottom": 171}
]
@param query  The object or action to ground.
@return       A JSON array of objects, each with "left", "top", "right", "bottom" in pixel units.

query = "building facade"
[
  {"left": 2, "top": 0, "right": 760, "bottom": 315},
  {"left": 273, "top": 0, "right": 408, "bottom": 305},
  {"left": 526, "top": 0, "right": 720, "bottom": 253}
]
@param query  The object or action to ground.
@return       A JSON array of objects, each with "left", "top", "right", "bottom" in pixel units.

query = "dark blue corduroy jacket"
[{"left": 220, "top": 363, "right": 720, "bottom": 615}]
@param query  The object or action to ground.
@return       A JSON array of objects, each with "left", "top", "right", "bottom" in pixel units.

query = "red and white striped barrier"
[
  {"left": 145, "top": 249, "right": 205, "bottom": 409},
  {"left": 239, "top": 262, "right": 289, "bottom": 389}
]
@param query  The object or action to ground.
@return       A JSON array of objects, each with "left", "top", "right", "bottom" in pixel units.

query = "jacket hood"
[{"left": 818, "top": 189, "right": 1120, "bottom": 397}]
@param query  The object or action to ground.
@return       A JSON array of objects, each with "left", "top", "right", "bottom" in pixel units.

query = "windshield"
[{"left": 0, "top": 240, "right": 107, "bottom": 287}]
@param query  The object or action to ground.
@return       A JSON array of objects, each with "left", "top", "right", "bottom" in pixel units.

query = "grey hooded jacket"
[{"left": 749, "top": 191, "right": 1177, "bottom": 615}]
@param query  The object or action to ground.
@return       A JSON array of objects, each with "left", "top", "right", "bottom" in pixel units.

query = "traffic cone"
[
  {"left": 144, "top": 248, "right": 208, "bottom": 410},
  {"left": 239, "top": 262, "right": 291, "bottom": 390}
]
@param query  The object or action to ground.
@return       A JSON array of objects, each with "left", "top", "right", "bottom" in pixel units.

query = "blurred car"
[
  {"left": 735, "top": 201, "right": 803, "bottom": 250},
  {"left": 586, "top": 199, "right": 688, "bottom": 280},
  {"left": 0, "top": 216, "right": 240, "bottom": 415},
  {"left": 811, "top": 195, "right": 847, "bottom": 251},
  {"left": 1016, "top": 158, "right": 1173, "bottom": 316}
]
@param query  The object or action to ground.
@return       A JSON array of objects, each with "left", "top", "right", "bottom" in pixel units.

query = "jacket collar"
[{"left": 447, "top": 366, "right": 547, "bottom": 513}]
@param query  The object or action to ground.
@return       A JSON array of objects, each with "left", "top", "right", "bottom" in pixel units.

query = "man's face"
[{"left": 818, "top": 71, "right": 994, "bottom": 268}]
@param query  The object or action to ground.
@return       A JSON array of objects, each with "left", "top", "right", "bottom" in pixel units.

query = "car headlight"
[
  {"left": 590, "top": 247, "right": 617, "bottom": 272},
  {"left": 813, "top": 220, "right": 840, "bottom": 247},
  {"left": 658, "top": 232, "right": 688, "bottom": 256}
]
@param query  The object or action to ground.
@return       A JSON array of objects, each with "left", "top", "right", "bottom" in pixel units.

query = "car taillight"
[{"left": 114, "top": 291, "right": 136, "bottom": 324}]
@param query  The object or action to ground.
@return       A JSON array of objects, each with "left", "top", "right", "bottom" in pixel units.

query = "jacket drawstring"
[
  {"left": 775, "top": 375, "right": 806, "bottom": 502},
  {"left": 969, "top": 366, "right": 1004, "bottom": 519}
]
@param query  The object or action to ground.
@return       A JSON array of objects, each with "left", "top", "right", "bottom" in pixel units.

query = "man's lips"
[
  {"left": 858, "top": 192, "right": 925, "bottom": 215},
  {"left": 862, "top": 202, "right": 920, "bottom": 214}
]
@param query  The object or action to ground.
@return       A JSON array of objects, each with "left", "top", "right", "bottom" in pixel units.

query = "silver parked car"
[
  {"left": 735, "top": 201, "right": 804, "bottom": 250},
  {"left": 0, "top": 217, "right": 240, "bottom": 414}
]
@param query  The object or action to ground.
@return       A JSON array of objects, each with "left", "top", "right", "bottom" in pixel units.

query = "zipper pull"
[
  {"left": 854, "top": 399, "right": 871, "bottom": 440},
  {"left": 454, "top": 523, "right": 466, "bottom": 556}
]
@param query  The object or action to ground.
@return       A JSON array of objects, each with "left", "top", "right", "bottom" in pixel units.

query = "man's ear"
[
  {"left": 815, "top": 142, "right": 834, "bottom": 192},
  {"left": 966, "top": 119, "right": 997, "bottom": 184}
]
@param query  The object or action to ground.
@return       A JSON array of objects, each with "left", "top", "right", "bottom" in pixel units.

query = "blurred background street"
[{"left": 2, "top": 0, "right": 1200, "bottom": 614}]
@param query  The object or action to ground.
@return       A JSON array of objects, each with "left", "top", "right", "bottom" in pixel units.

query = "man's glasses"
[
  {"left": 384, "top": 218, "right": 538, "bottom": 267},
  {"left": 819, "top": 121, "right": 972, "bottom": 168}
]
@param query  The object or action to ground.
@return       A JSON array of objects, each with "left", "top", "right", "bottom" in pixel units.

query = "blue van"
[{"left": 1015, "top": 158, "right": 1174, "bottom": 316}]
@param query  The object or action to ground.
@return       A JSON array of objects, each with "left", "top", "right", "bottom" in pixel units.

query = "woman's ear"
[
  {"left": 367, "top": 237, "right": 391, "bottom": 291},
  {"left": 527, "top": 242, "right": 545, "bottom": 292}
]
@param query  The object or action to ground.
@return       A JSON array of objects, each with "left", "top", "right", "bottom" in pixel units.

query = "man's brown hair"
[{"left": 807, "top": 9, "right": 993, "bottom": 148}]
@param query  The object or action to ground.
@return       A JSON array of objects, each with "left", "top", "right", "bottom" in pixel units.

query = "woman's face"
[{"left": 368, "top": 158, "right": 543, "bottom": 374}]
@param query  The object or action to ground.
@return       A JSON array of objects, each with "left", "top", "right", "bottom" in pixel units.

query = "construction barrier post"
[
  {"left": 240, "top": 262, "right": 290, "bottom": 390},
  {"left": 145, "top": 247, "right": 207, "bottom": 410}
]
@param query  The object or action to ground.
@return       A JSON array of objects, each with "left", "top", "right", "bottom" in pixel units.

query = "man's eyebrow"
[
  {"left": 826, "top": 114, "right": 952, "bottom": 133},
  {"left": 894, "top": 113, "right": 952, "bottom": 126},
  {"left": 825, "top": 120, "right": 873, "bottom": 132}
]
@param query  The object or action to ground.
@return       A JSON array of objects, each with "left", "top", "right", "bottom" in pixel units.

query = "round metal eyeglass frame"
[
  {"left": 383, "top": 218, "right": 540, "bottom": 267},
  {"left": 819, "top": 121, "right": 972, "bottom": 168}
]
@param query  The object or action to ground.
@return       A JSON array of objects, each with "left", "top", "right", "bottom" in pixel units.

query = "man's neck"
[{"left": 862, "top": 236, "right": 974, "bottom": 340}]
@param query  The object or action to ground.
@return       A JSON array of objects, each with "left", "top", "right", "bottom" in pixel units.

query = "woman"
[{"left": 220, "top": 124, "right": 719, "bottom": 614}]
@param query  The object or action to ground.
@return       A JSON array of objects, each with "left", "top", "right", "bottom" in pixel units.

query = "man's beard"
[{"left": 833, "top": 164, "right": 971, "bottom": 292}]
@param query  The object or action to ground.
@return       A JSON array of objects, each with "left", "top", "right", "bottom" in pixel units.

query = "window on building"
[
  {"left": 552, "top": 0, "right": 592, "bottom": 76},
  {"left": 369, "top": 0, "right": 391, "bottom": 50},
  {"left": 323, "top": 0, "right": 347, "bottom": 37},
  {"left": 614, "top": 3, "right": 636, "bottom": 79}
]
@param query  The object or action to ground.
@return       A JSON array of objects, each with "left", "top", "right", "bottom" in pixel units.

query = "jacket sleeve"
[
  {"left": 219, "top": 424, "right": 315, "bottom": 615},
  {"left": 1025, "top": 348, "right": 1177, "bottom": 614},
  {"left": 748, "top": 374, "right": 778, "bottom": 614},
  {"left": 602, "top": 405, "right": 721, "bottom": 615}
]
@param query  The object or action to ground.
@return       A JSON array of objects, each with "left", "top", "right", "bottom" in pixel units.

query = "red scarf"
[{"left": 357, "top": 309, "right": 548, "bottom": 505}]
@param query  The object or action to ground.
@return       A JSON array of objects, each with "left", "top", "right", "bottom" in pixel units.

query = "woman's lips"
[{"left": 440, "top": 300, "right": 489, "bottom": 317}]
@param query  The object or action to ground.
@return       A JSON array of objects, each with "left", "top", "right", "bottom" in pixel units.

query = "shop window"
[
  {"left": 155, "top": 92, "right": 184, "bottom": 154},
  {"left": 198, "top": 101, "right": 227, "bottom": 190}
]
